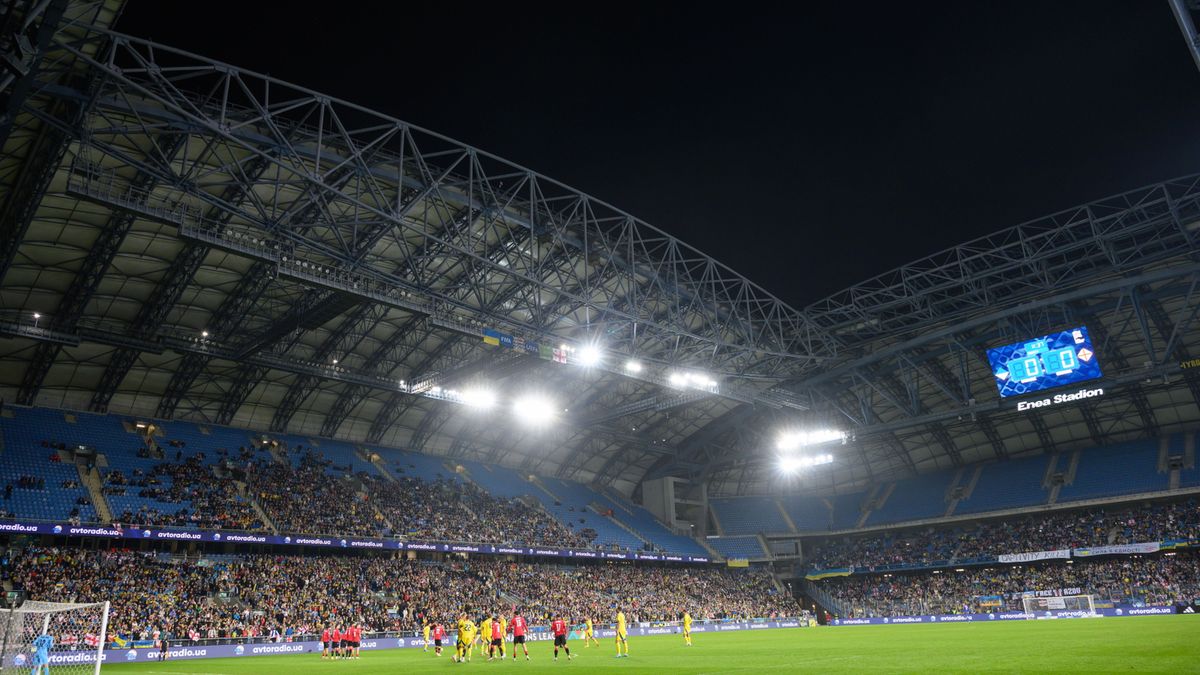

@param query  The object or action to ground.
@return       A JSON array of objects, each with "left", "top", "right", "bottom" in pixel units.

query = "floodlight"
[
  {"left": 33, "top": 312, "right": 40, "bottom": 319},
  {"left": 776, "top": 429, "right": 846, "bottom": 451},
  {"left": 462, "top": 387, "right": 497, "bottom": 410},
  {"left": 201, "top": 330, "right": 209, "bottom": 338},
  {"left": 577, "top": 345, "right": 603, "bottom": 367},
  {"left": 624, "top": 359, "right": 643, "bottom": 374},
  {"left": 777, "top": 453, "right": 834, "bottom": 474},
  {"left": 668, "top": 372, "right": 686, "bottom": 387},
  {"left": 513, "top": 395, "right": 556, "bottom": 426}
]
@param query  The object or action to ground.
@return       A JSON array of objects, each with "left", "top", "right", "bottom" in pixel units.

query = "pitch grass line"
[{"left": 102, "top": 617, "right": 1198, "bottom": 674}]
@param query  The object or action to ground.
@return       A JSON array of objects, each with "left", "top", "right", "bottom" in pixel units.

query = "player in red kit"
[
  {"left": 331, "top": 627, "right": 342, "bottom": 659},
  {"left": 321, "top": 626, "right": 332, "bottom": 660},
  {"left": 432, "top": 623, "right": 446, "bottom": 656},
  {"left": 550, "top": 615, "right": 573, "bottom": 661},
  {"left": 488, "top": 616, "right": 504, "bottom": 661},
  {"left": 351, "top": 624, "right": 361, "bottom": 659},
  {"left": 510, "top": 613, "right": 530, "bottom": 661}
]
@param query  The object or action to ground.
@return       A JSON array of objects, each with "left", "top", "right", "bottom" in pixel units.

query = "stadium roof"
[{"left": 1, "top": 1, "right": 1198, "bottom": 497}]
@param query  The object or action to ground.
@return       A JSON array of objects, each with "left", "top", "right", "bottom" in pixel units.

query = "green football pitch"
[{"left": 101, "top": 616, "right": 1198, "bottom": 674}]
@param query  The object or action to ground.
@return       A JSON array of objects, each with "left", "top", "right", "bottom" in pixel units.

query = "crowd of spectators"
[
  {"left": 818, "top": 552, "right": 1200, "bottom": 618},
  {"left": 10, "top": 547, "right": 798, "bottom": 641},
  {"left": 369, "top": 476, "right": 594, "bottom": 548},
  {"left": 252, "top": 452, "right": 378, "bottom": 537},
  {"left": 808, "top": 499, "right": 1200, "bottom": 569}
]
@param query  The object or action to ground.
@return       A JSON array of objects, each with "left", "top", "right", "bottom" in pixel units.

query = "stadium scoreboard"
[{"left": 987, "top": 326, "right": 1102, "bottom": 398}]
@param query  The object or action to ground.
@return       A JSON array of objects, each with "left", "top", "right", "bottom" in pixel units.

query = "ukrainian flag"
[
  {"left": 483, "top": 329, "right": 502, "bottom": 346},
  {"left": 804, "top": 567, "right": 853, "bottom": 580}
]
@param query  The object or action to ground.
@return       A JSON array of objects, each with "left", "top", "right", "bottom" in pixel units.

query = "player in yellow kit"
[
  {"left": 479, "top": 615, "right": 492, "bottom": 658},
  {"left": 682, "top": 611, "right": 693, "bottom": 646},
  {"left": 422, "top": 620, "right": 431, "bottom": 652},
  {"left": 455, "top": 615, "right": 477, "bottom": 663},
  {"left": 614, "top": 608, "right": 629, "bottom": 658},
  {"left": 583, "top": 617, "right": 599, "bottom": 647}
]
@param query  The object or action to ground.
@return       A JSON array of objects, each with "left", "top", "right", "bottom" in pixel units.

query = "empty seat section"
[
  {"left": 459, "top": 461, "right": 533, "bottom": 499},
  {"left": 375, "top": 448, "right": 460, "bottom": 483},
  {"left": 533, "top": 477, "right": 643, "bottom": 551},
  {"left": 706, "top": 536, "right": 766, "bottom": 559},
  {"left": 829, "top": 492, "right": 866, "bottom": 530},
  {"left": 956, "top": 455, "right": 1049, "bottom": 514},
  {"left": 711, "top": 497, "right": 788, "bottom": 535},
  {"left": 1172, "top": 433, "right": 1199, "bottom": 488},
  {"left": 782, "top": 494, "right": 831, "bottom": 531},
  {"left": 866, "top": 471, "right": 955, "bottom": 526},
  {"left": 1057, "top": 440, "right": 1167, "bottom": 502},
  {"left": 0, "top": 408, "right": 105, "bottom": 521}
]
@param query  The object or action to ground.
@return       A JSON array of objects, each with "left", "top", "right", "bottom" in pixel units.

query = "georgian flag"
[
  {"left": 61, "top": 635, "right": 79, "bottom": 645},
  {"left": 188, "top": 630, "right": 200, "bottom": 641},
  {"left": 83, "top": 634, "right": 100, "bottom": 647}
]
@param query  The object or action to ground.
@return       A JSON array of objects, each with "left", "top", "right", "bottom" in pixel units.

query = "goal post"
[
  {"left": 1020, "top": 594, "right": 1097, "bottom": 618},
  {"left": 0, "top": 600, "right": 110, "bottom": 674}
]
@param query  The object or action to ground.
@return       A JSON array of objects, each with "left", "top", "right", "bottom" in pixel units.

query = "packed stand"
[
  {"left": 819, "top": 552, "right": 1200, "bottom": 618},
  {"left": 368, "top": 475, "right": 594, "bottom": 548},
  {"left": 807, "top": 499, "right": 1200, "bottom": 570},
  {"left": 10, "top": 547, "right": 799, "bottom": 641},
  {"left": 252, "top": 451, "right": 379, "bottom": 536}
]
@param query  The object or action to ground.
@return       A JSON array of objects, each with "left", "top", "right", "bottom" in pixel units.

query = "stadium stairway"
[
  {"left": 709, "top": 506, "right": 726, "bottom": 536},
  {"left": 775, "top": 501, "right": 799, "bottom": 533},
  {"left": 801, "top": 579, "right": 845, "bottom": 617},
  {"left": 589, "top": 504, "right": 651, "bottom": 547},
  {"left": 77, "top": 462, "right": 112, "bottom": 522},
  {"left": 360, "top": 447, "right": 398, "bottom": 482},
  {"left": 240, "top": 482, "right": 278, "bottom": 534}
]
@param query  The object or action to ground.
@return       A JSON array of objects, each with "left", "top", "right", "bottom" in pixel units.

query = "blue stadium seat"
[
  {"left": 781, "top": 494, "right": 832, "bottom": 531},
  {"left": 865, "top": 471, "right": 956, "bottom": 526},
  {"left": 705, "top": 535, "right": 766, "bottom": 559},
  {"left": 829, "top": 492, "right": 866, "bottom": 530},
  {"left": 710, "top": 496, "right": 789, "bottom": 535},
  {"left": 0, "top": 408, "right": 101, "bottom": 521},
  {"left": 459, "top": 461, "right": 534, "bottom": 499},
  {"left": 956, "top": 455, "right": 1050, "bottom": 514},
  {"left": 1057, "top": 439, "right": 1167, "bottom": 502}
]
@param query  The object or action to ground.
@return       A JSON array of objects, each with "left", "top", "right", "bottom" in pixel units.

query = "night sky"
[{"left": 115, "top": 2, "right": 1200, "bottom": 308}]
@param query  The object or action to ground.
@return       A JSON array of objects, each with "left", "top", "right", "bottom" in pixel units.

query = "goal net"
[
  {"left": 1020, "top": 594, "right": 1097, "bottom": 618},
  {"left": 0, "top": 600, "right": 110, "bottom": 674}
]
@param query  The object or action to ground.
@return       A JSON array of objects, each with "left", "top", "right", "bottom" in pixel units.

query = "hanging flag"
[
  {"left": 84, "top": 634, "right": 100, "bottom": 647},
  {"left": 499, "top": 333, "right": 515, "bottom": 349},
  {"left": 553, "top": 348, "right": 567, "bottom": 364},
  {"left": 482, "top": 329, "right": 502, "bottom": 346},
  {"left": 524, "top": 340, "right": 539, "bottom": 354},
  {"left": 539, "top": 344, "right": 554, "bottom": 361}
]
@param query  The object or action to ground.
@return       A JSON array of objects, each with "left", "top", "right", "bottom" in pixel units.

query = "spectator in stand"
[
  {"left": 807, "top": 499, "right": 1200, "bottom": 570},
  {"left": 11, "top": 547, "right": 799, "bottom": 640},
  {"left": 817, "top": 552, "right": 1200, "bottom": 618}
]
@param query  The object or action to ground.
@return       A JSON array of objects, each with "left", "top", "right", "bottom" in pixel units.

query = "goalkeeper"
[{"left": 32, "top": 633, "right": 54, "bottom": 675}]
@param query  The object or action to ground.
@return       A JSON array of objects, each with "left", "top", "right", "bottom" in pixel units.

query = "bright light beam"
[
  {"left": 462, "top": 387, "right": 497, "bottom": 410},
  {"left": 512, "top": 395, "right": 556, "bottom": 426},
  {"left": 577, "top": 345, "right": 603, "bottom": 367}
]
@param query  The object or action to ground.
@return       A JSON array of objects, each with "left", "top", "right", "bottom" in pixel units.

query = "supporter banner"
[
  {"left": 1072, "top": 542, "right": 1159, "bottom": 557},
  {"left": 997, "top": 549, "right": 1071, "bottom": 563},
  {"left": 805, "top": 567, "right": 853, "bottom": 580},
  {"left": 1161, "top": 538, "right": 1200, "bottom": 551},
  {"left": 829, "top": 606, "right": 1176, "bottom": 626},
  {"left": 977, "top": 595, "right": 1004, "bottom": 607},
  {"left": 13, "top": 620, "right": 805, "bottom": 666},
  {"left": 0, "top": 519, "right": 713, "bottom": 564}
]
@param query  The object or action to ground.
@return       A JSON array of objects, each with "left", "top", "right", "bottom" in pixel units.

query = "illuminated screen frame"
[{"left": 986, "top": 326, "right": 1103, "bottom": 398}]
